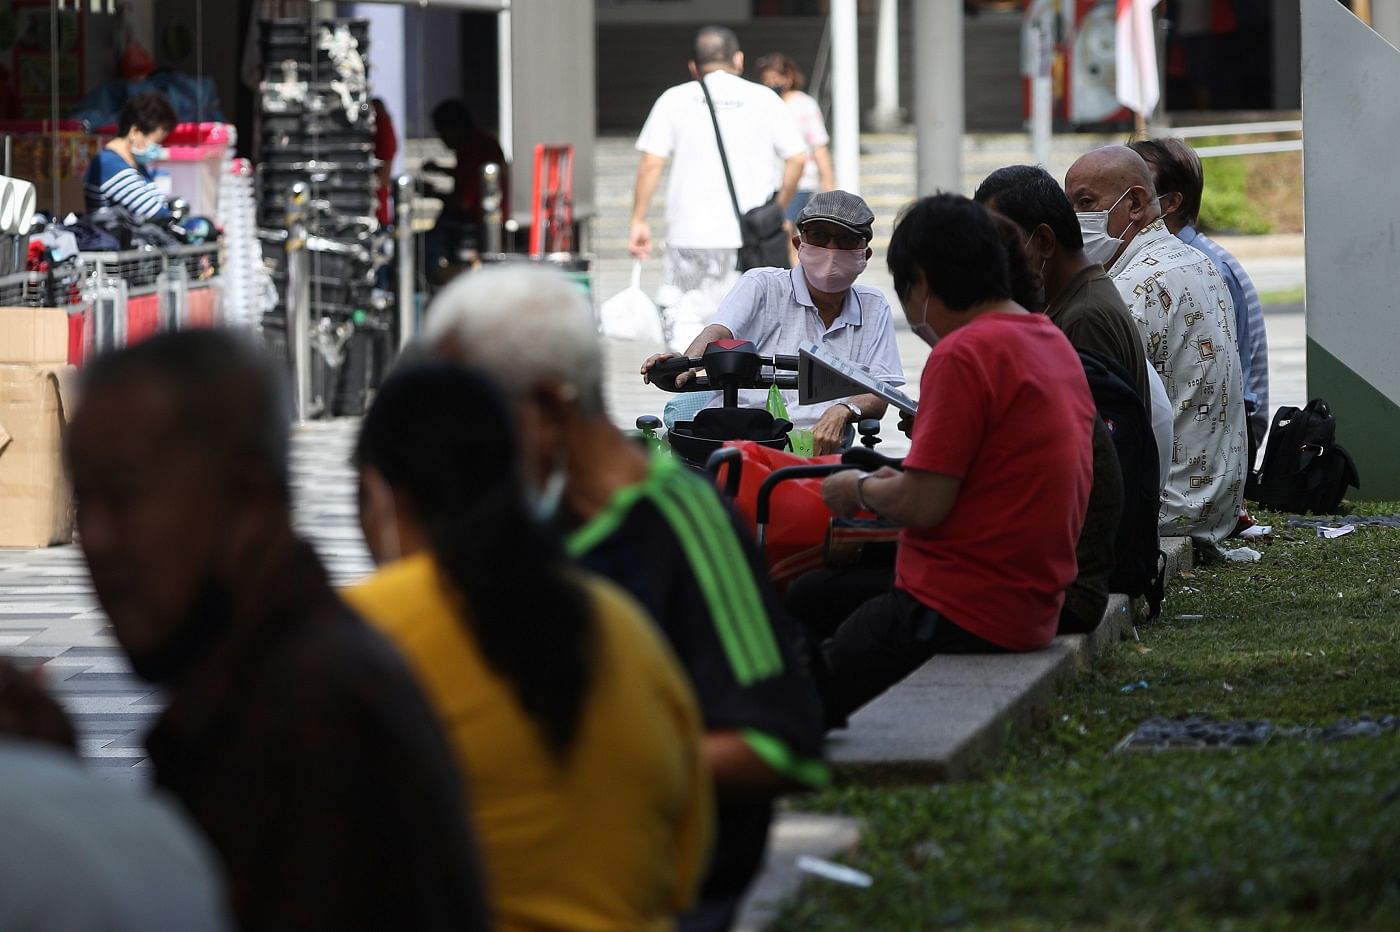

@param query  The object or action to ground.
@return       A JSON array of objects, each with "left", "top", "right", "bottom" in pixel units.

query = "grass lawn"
[
  {"left": 774, "top": 507, "right": 1400, "bottom": 931},
  {"left": 1260, "top": 285, "right": 1307, "bottom": 307}
]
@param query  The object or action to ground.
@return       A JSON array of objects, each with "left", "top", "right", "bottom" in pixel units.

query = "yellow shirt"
[{"left": 345, "top": 554, "right": 713, "bottom": 932}]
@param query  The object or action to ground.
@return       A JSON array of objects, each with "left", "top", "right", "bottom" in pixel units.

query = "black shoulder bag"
[{"left": 698, "top": 77, "right": 791, "bottom": 271}]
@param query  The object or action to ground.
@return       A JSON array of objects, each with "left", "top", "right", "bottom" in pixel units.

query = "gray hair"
[{"left": 423, "top": 263, "right": 605, "bottom": 416}]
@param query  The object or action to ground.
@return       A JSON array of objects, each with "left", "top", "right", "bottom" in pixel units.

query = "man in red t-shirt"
[{"left": 817, "top": 195, "right": 1096, "bottom": 726}]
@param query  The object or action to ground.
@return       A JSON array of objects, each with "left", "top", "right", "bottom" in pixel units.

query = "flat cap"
[{"left": 796, "top": 190, "right": 875, "bottom": 242}]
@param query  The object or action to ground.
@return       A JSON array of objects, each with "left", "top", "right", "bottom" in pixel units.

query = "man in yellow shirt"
[{"left": 345, "top": 362, "right": 712, "bottom": 932}]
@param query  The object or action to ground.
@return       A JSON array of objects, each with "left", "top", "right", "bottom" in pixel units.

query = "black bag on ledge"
[{"left": 1246, "top": 398, "right": 1360, "bottom": 515}]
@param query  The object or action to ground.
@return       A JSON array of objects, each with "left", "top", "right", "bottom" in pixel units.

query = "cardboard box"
[
  {"left": 0, "top": 365, "right": 75, "bottom": 548},
  {"left": 0, "top": 307, "right": 71, "bottom": 366}
]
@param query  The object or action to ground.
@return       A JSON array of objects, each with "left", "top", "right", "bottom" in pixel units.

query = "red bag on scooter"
[{"left": 713, "top": 442, "right": 837, "bottom": 590}]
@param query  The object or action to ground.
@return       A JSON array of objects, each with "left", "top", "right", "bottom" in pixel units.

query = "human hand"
[
  {"left": 898, "top": 409, "right": 916, "bottom": 439},
  {"left": 641, "top": 352, "right": 693, "bottom": 387},
  {"left": 812, "top": 405, "right": 852, "bottom": 456},
  {"left": 629, "top": 220, "right": 653, "bottom": 260},
  {"left": 822, "top": 470, "right": 862, "bottom": 518}
]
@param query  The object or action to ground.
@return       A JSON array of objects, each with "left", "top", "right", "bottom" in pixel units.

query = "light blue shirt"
[
  {"left": 708, "top": 266, "right": 905, "bottom": 429},
  {"left": 1180, "top": 224, "right": 1269, "bottom": 440}
]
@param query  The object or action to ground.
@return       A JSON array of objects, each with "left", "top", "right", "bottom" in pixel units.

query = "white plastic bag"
[{"left": 599, "top": 262, "right": 665, "bottom": 344}]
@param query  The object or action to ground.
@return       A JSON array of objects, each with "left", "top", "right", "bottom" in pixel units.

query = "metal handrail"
[{"left": 1147, "top": 119, "right": 1302, "bottom": 159}]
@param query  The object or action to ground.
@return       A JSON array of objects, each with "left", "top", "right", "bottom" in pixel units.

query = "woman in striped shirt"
[{"left": 83, "top": 92, "right": 177, "bottom": 221}]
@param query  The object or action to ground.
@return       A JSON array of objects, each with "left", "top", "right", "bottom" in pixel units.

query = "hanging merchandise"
[{"left": 255, "top": 17, "right": 389, "bottom": 418}]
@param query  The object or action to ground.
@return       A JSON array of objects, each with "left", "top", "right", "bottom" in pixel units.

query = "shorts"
[
  {"left": 785, "top": 190, "right": 815, "bottom": 224},
  {"left": 658, "top": 247, "right": 740, "bottom": 352}
]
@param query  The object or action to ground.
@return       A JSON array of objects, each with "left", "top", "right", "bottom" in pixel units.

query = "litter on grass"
[
  {"left": 1120, "top": 680, "right": 1150, "bottom": 693},
  {"left": 1223, "top": 546, "right": 1262, "bottom": 562},
  {"left": 1238, "top": 524, "right": 1272, "bottom": 539},
  {"left": 797, "top": 856, "right": 873, "bottom": 888},
  {"left": 1317, "top": 525, "right": 1356, "bottom": 540},
  {"left": 1115, "top": 714, "right": 1400, "bottom": 751}
]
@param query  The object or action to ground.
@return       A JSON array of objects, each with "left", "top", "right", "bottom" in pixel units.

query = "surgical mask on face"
[
  {"left": 798, "top": 243, "right": 868, "bottom": 293},
  {"left": 912, "top": 297, "right": 939, "bottom": 349},
  {"left": 528, "top": 459, "right": 568, "bottom": 523},
  {"left": 133, "top": 142, "right": 160, "bottom": 166},
  {"left": 1076, "top": 187, "right": 1132, "bottom": 265}
]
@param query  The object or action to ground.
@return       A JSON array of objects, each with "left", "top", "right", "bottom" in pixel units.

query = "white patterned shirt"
[{"left": 1109, "top": 219, "right": 1247, "bottom": 545}]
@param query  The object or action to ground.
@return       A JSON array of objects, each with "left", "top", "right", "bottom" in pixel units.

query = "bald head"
[
  {"left": 691, "top": 26, "right": 741, "bottom": 75},
  {"left": 1066, "top": 146, "right": 1157, "bottom": 199},
  {"left": 1064, "top": 146, "right": 1162, "bottom": 267}
]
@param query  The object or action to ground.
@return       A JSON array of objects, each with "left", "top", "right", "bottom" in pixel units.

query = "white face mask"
[
  {"left": 912, "top": 297, "right": 939, "bottom": 349},
  {"left": 528, "top": 459, "right": 568, "bottom": 523},
  {"left": 1076, "top": 187, "right": 1133, "bottom": 266}
]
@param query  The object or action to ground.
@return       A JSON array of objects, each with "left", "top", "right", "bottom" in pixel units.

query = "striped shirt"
[{"left": 83, "top": 149, "right": 170, "bottom": 221}]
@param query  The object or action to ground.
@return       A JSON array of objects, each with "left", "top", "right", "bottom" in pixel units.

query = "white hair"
[{"left": 423, "top": 263, "right": 604, "bottom": 414}]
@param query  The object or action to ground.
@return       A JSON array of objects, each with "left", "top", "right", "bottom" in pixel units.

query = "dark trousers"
[{"left": 789, "top": 569, "right": 1003, "bottom": 728}]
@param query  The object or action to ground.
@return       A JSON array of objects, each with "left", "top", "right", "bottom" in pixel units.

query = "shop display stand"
[{"left": 255, "top": 16, "right": 391, "bottom": 419}]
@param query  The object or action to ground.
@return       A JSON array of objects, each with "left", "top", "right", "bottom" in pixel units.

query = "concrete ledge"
[{"left": 826, "top": 536, "right": 1195, "bottom": 785}]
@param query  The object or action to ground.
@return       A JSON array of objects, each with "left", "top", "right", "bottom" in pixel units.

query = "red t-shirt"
[{"left": 895, "top": 312, "right": 1095, "bottom": 651}]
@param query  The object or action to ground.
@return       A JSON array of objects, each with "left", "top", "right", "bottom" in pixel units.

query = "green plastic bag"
[{"left": 768, "top": 384, "right": 814, "bottom": 457}]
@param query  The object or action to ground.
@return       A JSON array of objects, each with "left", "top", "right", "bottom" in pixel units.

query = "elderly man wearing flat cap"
[{"left": 642, "top": 190, "right": 904, "bottom": 455}]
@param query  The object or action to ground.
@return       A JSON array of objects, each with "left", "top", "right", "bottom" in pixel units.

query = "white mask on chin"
[
  {"left": 912, "top": 297, "right": 939, "bottom": 349},
  {"left": 1076, "top": 187, "right": 1133, "bottom": 266}
]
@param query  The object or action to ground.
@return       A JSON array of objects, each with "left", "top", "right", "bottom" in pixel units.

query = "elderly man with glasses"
[{"left": 642, "top": 190, "right": 904, "bottom": 455}]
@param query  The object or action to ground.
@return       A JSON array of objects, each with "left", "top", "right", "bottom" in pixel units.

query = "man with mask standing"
[
  {"left": 641, "top": 191, "right": 904, "bottom": 455},
  {"left": 1065, "top": 145, "right": 1246, "bottom": 549},
  {"left": 66, "top": 332, "right": 489, "bottom": 932}
]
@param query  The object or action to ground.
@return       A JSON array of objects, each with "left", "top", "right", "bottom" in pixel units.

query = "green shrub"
[{"left": 1198, "top": 139, "right": 1273, "bottom": 235}]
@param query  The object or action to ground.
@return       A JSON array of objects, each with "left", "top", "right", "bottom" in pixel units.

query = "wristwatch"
[
  {"left": 855, "top": 471, "right": 877, "bottom": 514},
  {"left": 839, "top": 401, "right": 864, "bottom": 423}
]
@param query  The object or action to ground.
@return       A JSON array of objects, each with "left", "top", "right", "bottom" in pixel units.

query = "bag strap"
[{"left": 698, "top": 77, "right": 745, "bottom": 226}]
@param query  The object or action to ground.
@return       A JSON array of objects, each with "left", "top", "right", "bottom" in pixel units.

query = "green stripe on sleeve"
[
  {"left": 647, "top": 487, "right": 758, "bottom": 686},
  {"left": 742, "top": 728, "right": 831, "bottom": 789},
  {"left": 678, "top": 478, "right": 784, "bottom": 677}
]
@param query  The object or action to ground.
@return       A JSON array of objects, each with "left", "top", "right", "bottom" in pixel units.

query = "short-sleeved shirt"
[
  {"left": 636, "top": 71, "right": 806, "bottom": 249},
  {"left": 1045, "top": 262, "right": 1153, "bottom": 408},
  {"left": 83, "top": 148, "right": 170, "bottom": 220},
  {"left": 896, "top": 312, "right": 1096, "bottom": 652},
  {"left": 783, "top": 90, "right": 829, "bottom": 192},
  {"left": 566, "top": 454, "right": 828, "bottom": 902},
  {"left": 1180, "top": 224, "right": 1269, "bottom": 439},
  {"left": 708, "top": 266, "right": 905, "bottom": 429},
  {"left": 346, "top": 555, "right": 712, "bottom": 932}
]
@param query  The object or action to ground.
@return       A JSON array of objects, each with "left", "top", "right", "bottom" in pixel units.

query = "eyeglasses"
[{"left": 799, "top": 227, "right": 866, "bottom": 250}]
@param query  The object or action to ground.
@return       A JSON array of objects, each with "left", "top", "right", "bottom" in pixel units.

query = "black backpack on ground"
[
  {"left": 1246, "top": 399, "right": 1360, "bottom": 515},
  {"left": 1079, "top": 350, "right": 1166, "bottom": 618}
]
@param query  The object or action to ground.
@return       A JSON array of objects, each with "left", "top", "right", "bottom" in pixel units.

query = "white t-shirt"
[
  {"left": 784, "top": 91, "right": 830, "bottom": 192},
  {"left": 636, "top": 71, "right": 806, "bottom": 249}
]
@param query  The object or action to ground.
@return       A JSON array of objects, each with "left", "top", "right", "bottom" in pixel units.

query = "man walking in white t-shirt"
[{"left": 630, "top": 26, "right": 807, "bottom": 333}]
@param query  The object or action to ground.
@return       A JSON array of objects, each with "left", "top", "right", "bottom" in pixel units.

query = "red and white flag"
[{"left": 1116, "top": 0, "right": 1163, "bottom": 117}]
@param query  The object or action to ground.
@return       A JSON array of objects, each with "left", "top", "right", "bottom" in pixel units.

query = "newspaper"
[{"left": 797, "top": 343, "right": 919, "bottom": 415}]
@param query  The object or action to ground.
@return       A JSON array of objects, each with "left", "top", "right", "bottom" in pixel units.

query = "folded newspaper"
[{"left": 797, "top": 343, "right": 919, "bottom": 415}]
